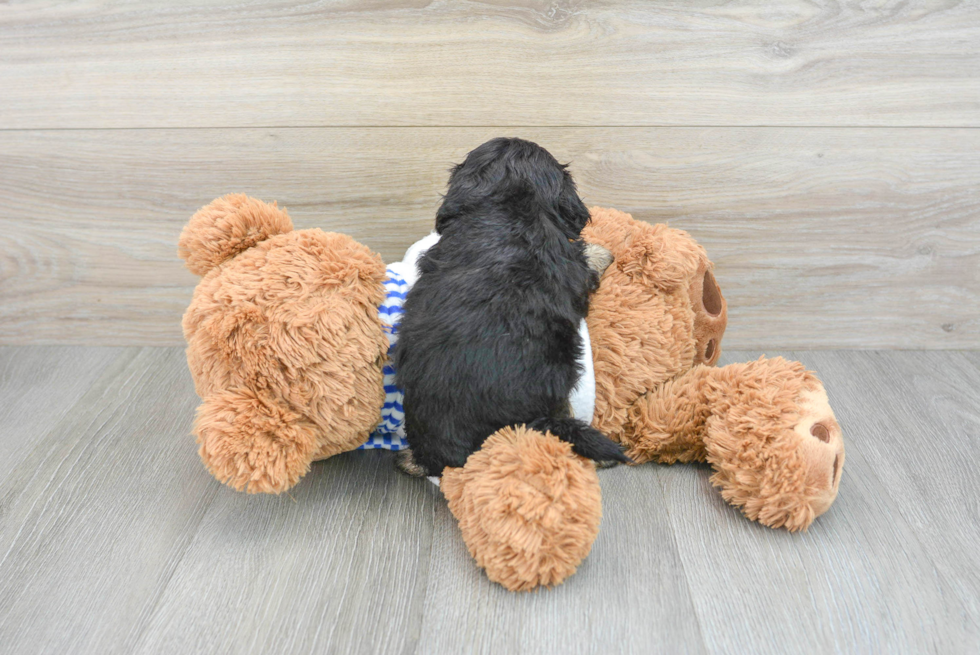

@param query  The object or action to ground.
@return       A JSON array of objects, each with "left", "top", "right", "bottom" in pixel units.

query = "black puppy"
[{"left": 393, "top": 138, "right": 627, "bottom": 476}]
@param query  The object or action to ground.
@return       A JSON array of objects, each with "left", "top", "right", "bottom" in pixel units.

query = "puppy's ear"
[
  {"left": 435, "top": 163, "right": 465, "bottom": 233},
  {"left": 618, "top": 224, "right": 708, "bottom": 292},
  {"left": 552, "top": 171, "right": 591, "bottom": 237}
]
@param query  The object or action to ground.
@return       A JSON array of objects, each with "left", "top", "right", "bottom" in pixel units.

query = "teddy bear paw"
[
  {"left": 793, "top": 384, "right": 845, "bottom": 518},
  {"left": 441, "top": 426, "right": 602, "bottom": 591}
]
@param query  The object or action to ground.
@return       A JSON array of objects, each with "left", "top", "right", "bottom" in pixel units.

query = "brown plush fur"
[
  {"left": 441, "top": 425, "right": 602, "bottom": 592},
  {"left": 582, "top": 207, "right": 727, "bottom": 443},
  {"left": 179, "top": 195, "right": 844, "bottom": 591},
  {"left": 622, "top": 357, "right": 843, "bottom": 531},
  {"left": 180, "top": 195, "right": 389, "bottom": 493},
  {"left": 579, "top": 207, "right": 842, "bottom": 532},
  {"left": 179, "top": 194, "right": 295, "bottom": 277}
]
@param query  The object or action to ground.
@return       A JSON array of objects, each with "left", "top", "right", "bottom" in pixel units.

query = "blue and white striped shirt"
[{"left": 358, "top": 265, "right": 411, "bottom": 450}]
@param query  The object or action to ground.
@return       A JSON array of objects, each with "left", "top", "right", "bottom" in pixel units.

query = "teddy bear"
[{"left": 179, "top": 194, "right": 845, "bottom": 591}]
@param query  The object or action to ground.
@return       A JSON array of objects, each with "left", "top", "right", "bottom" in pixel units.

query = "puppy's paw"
[
  {"left": 395, "top": 449, "right": 429, "bottom": 477},
  {"left": 584, "top": 243, "right": 614, "bottom": 277}
]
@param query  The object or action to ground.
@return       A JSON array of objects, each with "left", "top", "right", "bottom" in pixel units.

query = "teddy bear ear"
[
  {"left": 179, "top": 194, "right": 293, "bottom": 276},
  {"left": 616, "top": 223, "right": 707, "bottom": 293}
]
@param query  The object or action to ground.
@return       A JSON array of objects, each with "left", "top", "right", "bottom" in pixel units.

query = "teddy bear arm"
[
  {"left": 621, "top": 366, "right": 715, "bottom": 464},
  {"left": 622, "top": 358, "right": 845, "bottom": 531}
]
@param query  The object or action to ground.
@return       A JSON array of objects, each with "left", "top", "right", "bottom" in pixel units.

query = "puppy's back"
[{"left": 395, "top": 138, "right": 618, "bottom": 475}]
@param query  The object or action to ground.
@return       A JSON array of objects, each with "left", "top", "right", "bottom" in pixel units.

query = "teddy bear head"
[
  {"left": 583, "top": 206, "right": 728, "bottom": 441},
  {"left": 179, "top": 195, "right": 390, "bottom": 493},
  {"left": 582, "top": 207, "right": 843, "bottom": 531}
]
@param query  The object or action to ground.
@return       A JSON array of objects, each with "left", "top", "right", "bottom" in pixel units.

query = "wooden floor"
[{"left": 0, "top": 346, "right": 977, "bottom": 654}]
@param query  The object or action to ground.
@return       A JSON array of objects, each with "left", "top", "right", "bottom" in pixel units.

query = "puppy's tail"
[{"left": 527, "top": 417, "right": 631, "bottom": 464}]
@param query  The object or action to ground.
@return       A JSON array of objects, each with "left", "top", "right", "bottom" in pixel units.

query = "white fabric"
[
  {"left": 387, "top": 231, "right": 441, "bottom": 288},
  {"left": 568, "top": 319, "right": 596, "bottom": 424}
]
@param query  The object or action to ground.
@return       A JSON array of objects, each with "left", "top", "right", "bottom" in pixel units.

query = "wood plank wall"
[{"left": 1, "top": 1, "right": 978, "bottom": 348}]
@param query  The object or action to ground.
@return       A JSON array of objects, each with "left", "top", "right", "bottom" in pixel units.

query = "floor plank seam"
[
  {"left": 656, "top": 471, "right": 711, "bottom": 655},
  {"left": 406, "top": 480, "right": 438, "bottom": 655},
  {"left": 127, "top": 482, "right": 221, "bottom": 653},
  {"left": 0, "top": 351, "right": 138, "bottom": 572}
]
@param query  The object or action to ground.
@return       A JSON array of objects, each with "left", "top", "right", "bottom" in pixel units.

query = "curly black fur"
[{"left": 393, "top": 138, "right": 628, "bottom": 476}]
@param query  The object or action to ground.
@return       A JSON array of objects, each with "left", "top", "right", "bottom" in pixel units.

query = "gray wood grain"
[
  {"left": 2, "top": 127, "right": 978, "bottom": 348},
  {"left": 0, "top": 347, "right": 216, "bottom": 654},
  {"left": 0, "top": 347, "right": 118, "bottom": 481},
  {"left": 803, "top": 350, "right": 980, "bottom": 650},
  {"left": 132, "top": 451, "right": 437, "bottom": 655},
  {"left": 415, "top": 466, "right": 707, "bottom": 655},
  {"left": 660, "top": 349, "right": 980, "bottom": 654},
  {"left": 2, "top": 347, "right": 979, "bottom": 654},
  {"left": 1, "top": 1, "right": 978, "bottom": 128}
]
